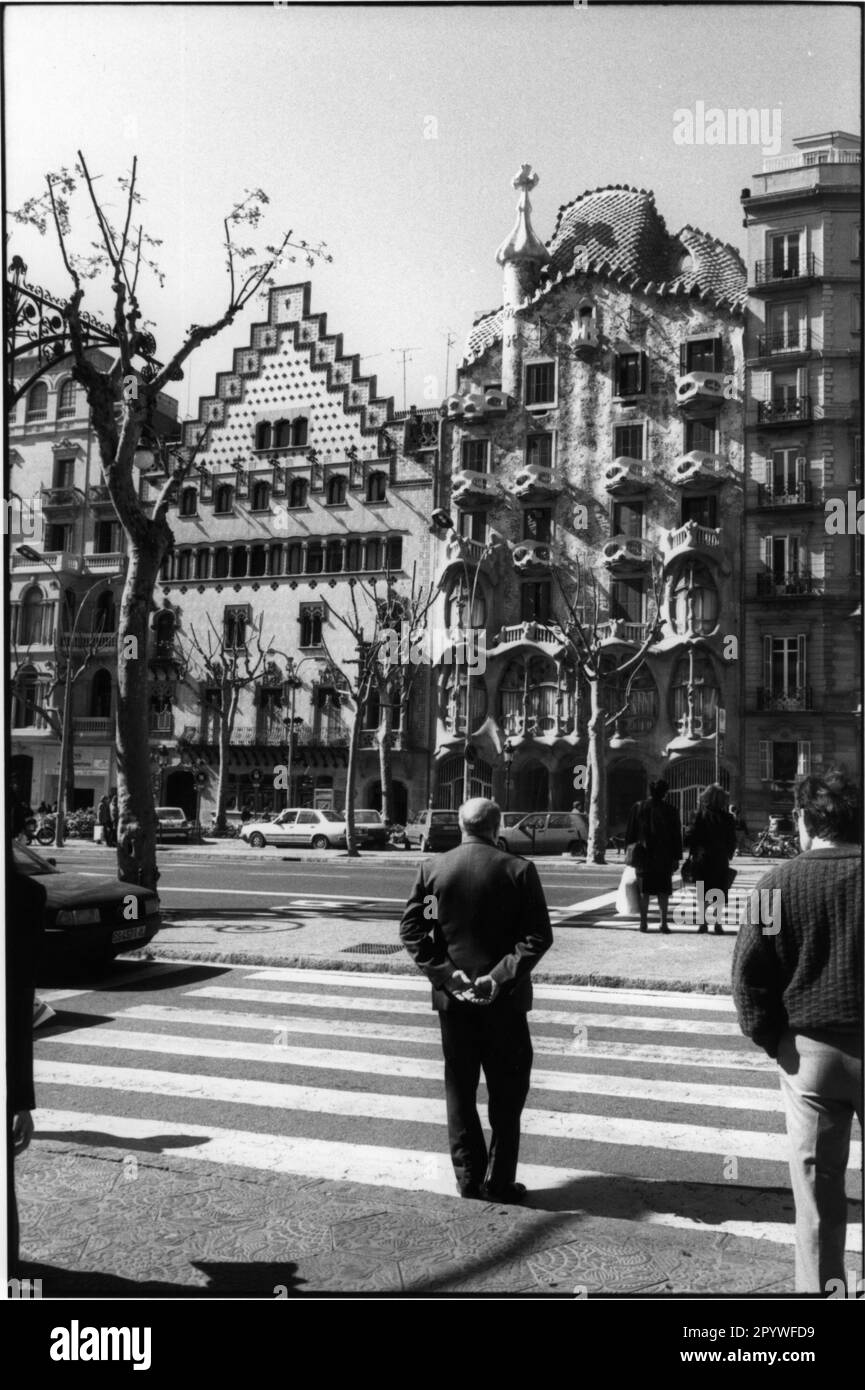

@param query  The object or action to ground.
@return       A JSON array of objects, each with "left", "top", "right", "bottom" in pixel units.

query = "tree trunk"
[
  {"left": 378, "top": 695, "right": 394, "bottom": 824},
  {"left": 115, "top": 543, "right": 163, "bottom": 889},
  {"left": 344, "top": 701, "right": 362, "bottom": 857},
  {"left": 586, "top": 678, "right": 608, "bottom": 865},
  {"left": 213, "top": 696, "right": 233, "bottom": 835}
]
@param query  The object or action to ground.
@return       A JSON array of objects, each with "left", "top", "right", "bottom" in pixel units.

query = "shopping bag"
[
  {"left": 93, "top": 825, "right": 105, "bottom": 844},
  {"left": 615, "top": 866, "right": 642, "bottom": 916}
]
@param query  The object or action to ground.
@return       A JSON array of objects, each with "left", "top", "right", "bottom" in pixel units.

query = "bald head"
[{"left": 459, "top": 797, "right": 502, "bottom": 842}]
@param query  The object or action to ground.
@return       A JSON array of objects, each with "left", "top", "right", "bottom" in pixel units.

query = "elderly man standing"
[{"left": 399, "top": 797, "right": 553, "bottom": 1202}]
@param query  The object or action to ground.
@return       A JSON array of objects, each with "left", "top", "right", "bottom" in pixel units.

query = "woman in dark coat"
[
  {"left": 684, "top": 783, "right": 737, "bottom": 933},
  {"left": 625, "top": 778, "right": 683, "bottom": 934}
]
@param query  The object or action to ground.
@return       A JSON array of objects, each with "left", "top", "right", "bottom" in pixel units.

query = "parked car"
[
  {"left": 404, "top": 809, "right": 462, "bottom": 853},
  {"left": 351, "top": 809, "right": 388, "bottom": 849},
  {"left": 240, "top": 807, "right": 347, "bottom": 849},
  {"left": 497, "top": 810, "right": 588, "bottom": 856},
  {"left": 12, "top": 841, "right": 161, "bottom": 968},
  {"left": 155, "top": 806, "right": 193, "bottom": 843}
]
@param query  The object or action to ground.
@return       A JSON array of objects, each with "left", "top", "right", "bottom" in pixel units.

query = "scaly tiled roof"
[{"left": 461, "top": 184, "right": 746, "bottom": 367}]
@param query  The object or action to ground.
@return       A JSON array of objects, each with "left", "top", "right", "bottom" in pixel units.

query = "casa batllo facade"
[
  {"left": 429, "top": 168, "right": 747, "bottom": 828},
  {"left": 153, "top": 283, "right": 439, "bottom": 822}
]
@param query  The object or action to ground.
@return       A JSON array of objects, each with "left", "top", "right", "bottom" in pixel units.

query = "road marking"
[
  {"left": 119, "top": 1005, "right": 775, "bottom": 1070},
  {"left": 35, "top": 1109, "right": 858, "bottom": 1250},
  {"left": 36, "top": 1060, "right": 818, "bottom": 1164},
  {"left": 158, "top": 887, "right": 407, "bottom": 903},
  {"left": 240, "top": 967, "right": 738, "bottom": 1011},
  {"left": 187, "top": 985, "right": 744, "bottom": 1034},
  {"left": 37, "top": 1027, "right": 785, "bottom": 1111}
]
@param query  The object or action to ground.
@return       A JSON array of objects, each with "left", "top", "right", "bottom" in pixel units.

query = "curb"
[{"left": 127, "top": 947, "right": 734, "bottom": 995}]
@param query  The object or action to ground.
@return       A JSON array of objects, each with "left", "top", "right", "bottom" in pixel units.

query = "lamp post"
[
  {"left": 267, "top": 650, "right": 320, "bottom": 808},
  {"left": 16, "top": 546, "right": 115, "bottom": 848},
  {"left": 431, "top": 509, "right": 491, "bottom": 804},
  {"left": 503, "top": 739, "right": 515, "bottom": 811},
  {"left": 151, "top": 743, "right": 170, "bottom": 799}
]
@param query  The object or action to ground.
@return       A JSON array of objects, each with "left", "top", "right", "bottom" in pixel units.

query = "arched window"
[
  {"left": 345, "top": 540, "right": 362, "bottom": 572},
  {"left": 94, "top": 590, "right": 116, "bottom": 632},
  {"left": 326, "top": 475, "right": 347, "bottom": 505},
  {"left": 179, "top": 487, "right": 198, "bottom": 517},
  {"left": 366, "top": 471, "right": 387, "bottom": 503},
  {"left": 669, "top": 561, "right": 719, "bottom": 637},
  {"left": 671, "top": 651, "right": 720, "bottom": 738},
  {"left": 57, "top": 379, "right": 77, "bottom": 418},
  {"left": 498, "top": 657, "right": 558, "bottom": 737},
  {"left": 213, "top": 547, "right": 230, "bottom": 578},
  {"left": 286, "top": 543, "right": 303, "bottom": 575},
  {"left": 605, "top": 663, "right": 658, "bottom": 736},
  {"left": 444, "top": 576, "right": 486, "bottom": 628},
  {"left": 255, "top": 421, "right": 272, "bottom": 451},
  {"left": 13, "top": 666, "right": 38, "bottom": 728},
  {"left": 26, "top": 382, "right": 48, "bottom": 422},
  {"left": 366, "top": 538, "right": 383, "bottom": 570},
  {"left": 267, "top": 543, "right": 283, "bottom": 576},
  {"left": 214, "top": 484, "right": 234, "bottom": 515},
  {"left": 274, "top": 420, "right": 292, "bottom": 448},
  {"left": 442, "top": 667, "right": 488, "bottom": 737},
  {"left": 90, "top": 668, "right": 113, "bottom": 718},
  {"left": 306, "top": 541, "right": 324, "bottom": 574},
  {"left": 291, "top": 417, "right": 308, "bottom": 447},
  {"left": 251, "top": 480, "right": 270, "bottom": 511},
  {"left": 325, "top": 540, "right": 343, "bottom": 572},
  {"left": 176, "top": 551, "right": 193, "bottom": 581},
  {"left": 250, "top": 545, "right": 267, "bottom": 577},
  {"left": 289, "top": 477, "right": 308, "bottom": 508},
  {"left": 231, "top": 548, "right": 248, "bottom": 578},
  {"left": 18, "top": 585, "right": 47, "bottom": 646}
]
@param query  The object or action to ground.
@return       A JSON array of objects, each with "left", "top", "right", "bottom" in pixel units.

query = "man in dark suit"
[{"left": 399, "top": 797, "right": 553, "bottom": 1202}]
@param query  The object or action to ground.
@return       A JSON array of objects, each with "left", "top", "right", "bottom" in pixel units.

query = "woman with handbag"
[
  {"left": 682, "top": 783, "right": 737, "bottom": 933},
  {"left": 625, "top": 778, "right": 683, "bottom": 934}
]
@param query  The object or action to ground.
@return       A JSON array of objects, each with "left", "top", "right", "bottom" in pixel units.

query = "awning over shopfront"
[{"left": 193, "top": 745, "right": 349, "bottom": 770}]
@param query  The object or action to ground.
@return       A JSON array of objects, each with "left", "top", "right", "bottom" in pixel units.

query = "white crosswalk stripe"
[{"left": 33, "top": 964, "right": 862, "bottom": 1255}]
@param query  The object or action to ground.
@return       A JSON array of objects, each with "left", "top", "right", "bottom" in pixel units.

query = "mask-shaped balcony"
[
  {"left": 511, "top": 461, "right": 563, "bottom": 499},
  {"left": 675, "top": 371, "right": 726, "bottom": 415},
  {"left": 604, "top": 458, "right": 647, "bottom": 495},
  {"left": 660, "top": 520, "right": 723, "bottom": 567},
  {"left": 483, "top": 387, "right": 509, "bottom": 414},
  {"left": 451, "top": 467, "right": 498, "bottom": 507},
  {"left": 461, "top": 391, "right": 487, "bottom": 423},
  {"left": 673, "top": 451, "right": 728, "bottom": 488},
  {"left": 601, "top": 534, "right": 653, "bottom": 571},
  {"left": 487, "top": 621, "right": 566, "bottom": 656},
  {"left": 512, "top": 538, "right": 553, "bottom": 571},
  {"left": 598, "top": 618, "right": 653, "bottom": 650}
]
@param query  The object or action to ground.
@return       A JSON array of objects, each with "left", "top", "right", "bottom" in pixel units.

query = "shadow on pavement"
[
  {"left": 17, "top": 1260, "right": 305, "bottom": 1298},
  {"left": 34, "top": 1129, "right": 209, "bottom": 1154},
  {"left": 521, "top": 1171, "right": 808, "bottom": 1227}
]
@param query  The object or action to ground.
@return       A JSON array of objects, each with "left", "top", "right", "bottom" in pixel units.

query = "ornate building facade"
[{"left": 428, "top": 168, "right": 747, "bottom": 829}]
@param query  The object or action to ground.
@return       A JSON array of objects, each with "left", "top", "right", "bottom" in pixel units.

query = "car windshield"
[
  {"left": 13, "top": 843, "right": 58, "bottom": 876},
  {"left": 354, "top": 812, "right": 382, "bottom": 824},
  {"left": 430, "top": 812, "right": 459, "bottom": 824},
  {"left": 157, "top": 809, "right": 185, "bottom": 820},
  {"left": 318, "top": 810, "right": 343, "bottom": 823}
]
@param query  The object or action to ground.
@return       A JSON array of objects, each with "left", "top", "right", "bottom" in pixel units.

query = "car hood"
[{"left": 38, "top": 872, "right": 157, "bottom": 907}]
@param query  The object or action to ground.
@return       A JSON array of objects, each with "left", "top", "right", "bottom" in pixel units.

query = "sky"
[{"left": 4, "top": 1, "right": 861, "bottom": 420}]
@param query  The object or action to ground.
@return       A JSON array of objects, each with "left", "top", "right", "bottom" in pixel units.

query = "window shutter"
[
  {"left": 795, "top": 454, "right": 806, "bottom": 484},
  {"left": 797, "top": 633, "right": 807, "bottom": 692},
  {"left": 759, "top": 740, "right": 771, "bottom": 781},
  {"left": 679, "top": 343, "right": 688, "bottom": 375},
  {"left": 762, "top": 536, "right": 773, "bottom": 569},
  {"left": 639, "top": 352, "right": 648, "bottom": 393},
  {"left": 712, "top": 338, "right": 723, "bottom": 373},
  {"left": 614, "top": 354, "right": 622, "bottom": 395},
  {"left": 797, "top": 741, "right": 811, "bottom": 776},
  {"left": 763, "top": 635, "right": 773, "bottom": 692}
]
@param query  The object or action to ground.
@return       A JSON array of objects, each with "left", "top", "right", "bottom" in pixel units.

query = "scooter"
[{"left": 752, "top": 826, "right": 800, "bottom": 858}]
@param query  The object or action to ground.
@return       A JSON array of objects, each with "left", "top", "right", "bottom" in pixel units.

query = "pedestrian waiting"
[
  {"left": 624, "top": 778, "right": 683, "bottom": 934},
  {"left": 681, "top": 783, "right": 737, "bottom": 933}
]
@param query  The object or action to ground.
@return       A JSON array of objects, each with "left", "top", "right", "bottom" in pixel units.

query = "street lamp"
[
  {"left": 431, "top": 510, "right": 491, "bottom": 802},
  {"left": 503, "top": 739, "right": 515, "bottom": 811},
  {"left": 266, "top": 650, "right": 320, "bottom": 808},
  {"left": 16, "top": 546, "right": 115, "bottom": 848}
]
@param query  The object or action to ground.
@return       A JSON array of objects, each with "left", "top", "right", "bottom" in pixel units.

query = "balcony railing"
[
  {"left": 753, "top": 255, "right": 820, "bottom": 285},
  {"left": 756, "top": 481, "right": 814, "bottom": 506},
  {"left": 452, "top": 468, "right": 498, "bottom": 505},
  {"left": 602, "top": 534, "right": 654, "bottom": 568},
  {"left": 673, "top": 451, "right": 728, "bottom": 486},
  {"left": 660, "top": 521, "right": 722, "bottom": 565},
  {"left": 756, "top": 396, "right": 813, "bottom": 426},
  {"left": 511, "top": 462, "right": 561, "bottom": 497},
  {"left": 598, "top": 619, "right": 651, "bottom": 646},
  {"left": 11, "top": 550, "right": 80, "bottom": 574},
  {"left": 83, "top": 552, "right": 127, "bottom": 573},
  {"left": 87, "top": 484, "right": 115, "bottom": 506},
  {"left": 492, "top": 621, "right": 565, "bottom": 649},
  {"left": 604, "top": 457, "right": 647, "bottom": 493},
  {"left": 73, "top": 717, "right": 113, "bottom": 736},
  {"left": 756, "top": 331, "right": 810, "bottom": 356},
  {"left": 60, "top": 631, "right": 118, "bottom": 653},
  {"left": 445, "top": 535, "right": 489, "bottom": 566},
  {"left": 756, "top": 687, "right": 814, "bottom": 712},
  {"left": 756, "top": 569, "right": 821, "bottom": 597},
  {"left": 42, "top": 486, "right": 83, "bottom": 509},
  {"left": 762, "top": 151, "right": 860, "bottom": 172},
  {"left": 675, "top": 371, "right": 726, "bottom": 413},
  {"left": 149, "top": 710, "right": 174, "bottom": 733}
]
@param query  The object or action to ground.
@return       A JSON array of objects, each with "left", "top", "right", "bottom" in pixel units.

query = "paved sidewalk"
[{"left": 18, "top": 1142, "right": 796, "bottom": 1297}]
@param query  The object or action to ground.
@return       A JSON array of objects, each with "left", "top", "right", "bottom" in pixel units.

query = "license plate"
[{"left": 111, "top": 926, "right": 147, "bottom": 944}]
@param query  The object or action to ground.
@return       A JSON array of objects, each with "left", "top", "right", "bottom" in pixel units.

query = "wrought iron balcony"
[
  {"left": 660, "top": 520, "right": 722, "bottom": 565},
  {"left": 42, "top": 486, "right": 83, "bottom": 509},
  {"left": 511, "top": 461, "right": 562, "bottom": 498},
  {"left": 755, "top": 330, "right": 810, "bottom": 356},
  {"left": 60, "top": 631, "right": 117, "bottom": 654},
  {"left": 149, "top": 710, "right": 174, "bottom": 733},
  {"left": 751, "top": 254, "right": 820, "bottom": 289},
  {"left": 673, "top": 451, "right": 728, "bottom": 487},
  {"left": 755, "top": 481, "right": 814, "bottom": 507},
  {"left": 72, "top": 717, "right": 113, "bottom": 736},
  {"left": 512, "top": 538, "right": 553, "bottom": 571},
  {"left": 756, "top": 569, "right": 821, "bottom": 598},
  {"left": 675, "top": 371, "right": 726, "bottom": 415},
  {"left": 451, "top": 467, "right": 498, "bottom": 506},
  {"left": 604, "top": 458, "right": 647, "bottom": 494},
  {"left": 602, "top": 534, "right": 653, "bottom": 570},
  {"left": 756, "top": 396, "right": 813, "bottom": 426},
  {"left": 756, "top": 686, "right": 814, "bottom": 712},
  {"left": 87, "top": 484, "right": 115, "bottom": 507}
]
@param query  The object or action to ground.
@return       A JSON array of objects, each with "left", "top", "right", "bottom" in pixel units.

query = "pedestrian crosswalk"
[
  {"left": 565, "top": 863, "right": 774, "bottom": 929},
  {"left": 33, "top": 964, "right": 862, "bottom": 1256}
]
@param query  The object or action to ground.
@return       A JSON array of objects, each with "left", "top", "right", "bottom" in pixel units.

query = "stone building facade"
[
  {"left": 153, "top": 282, "right": 439, "bottom": 823},
  {"left": 8, "top": 350, "right": 178, "bottom": 809},
  {"left": 739, "top": 130, "right": 862, "bottom": 827},
  {"left": 428, "top": 168, "right": 748, "bottom": 829}
]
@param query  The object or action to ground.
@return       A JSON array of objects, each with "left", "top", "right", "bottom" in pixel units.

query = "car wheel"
[
  {"left": 566, "top": 839, "right": 584, "bottom": 856},
  {"left": 497, "top": 837, "right": 509, "bottom": 852},
  {"left": 311, "top": 834, "right": 329, "bottom": 850},
  {"left": 248, "top": 832, "right": 267, "bottom": 848}
]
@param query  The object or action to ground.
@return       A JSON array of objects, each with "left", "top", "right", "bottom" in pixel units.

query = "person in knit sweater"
[{"left": 731, "top": 769, "right": 862, "bottom": 1294}]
